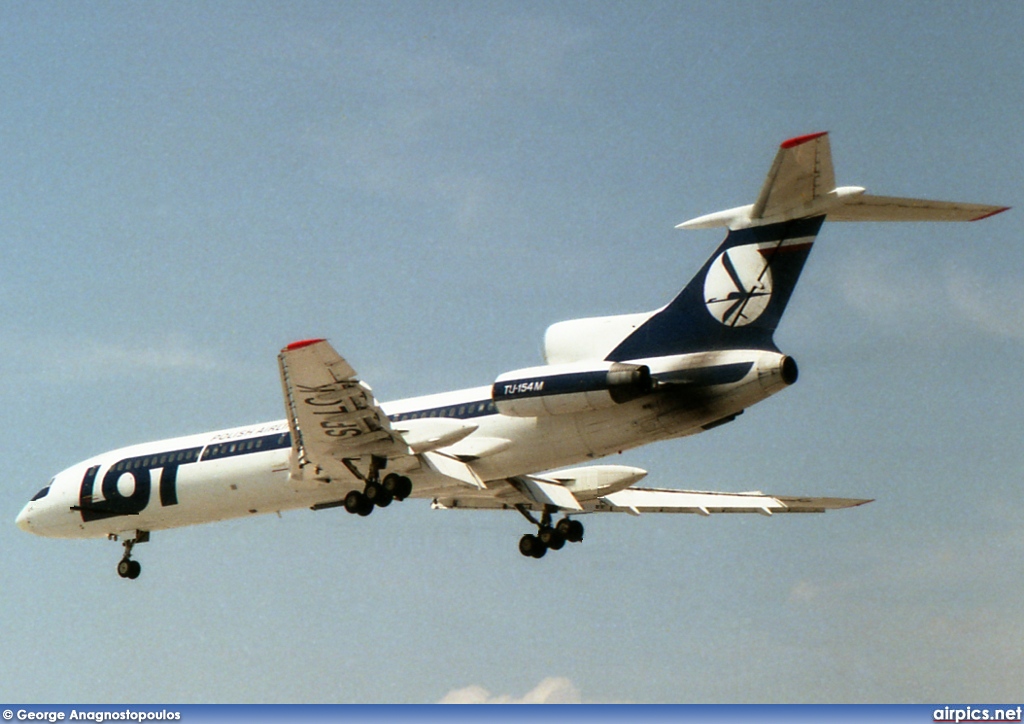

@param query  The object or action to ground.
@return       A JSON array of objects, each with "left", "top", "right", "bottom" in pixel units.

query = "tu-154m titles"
[{"left": 16, "top": 133, "right": 1008, "bottom": 578}]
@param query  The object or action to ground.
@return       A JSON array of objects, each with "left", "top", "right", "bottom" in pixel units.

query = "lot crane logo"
[{"left": 704, "top": 244, "right": 772, "bottom": 327}]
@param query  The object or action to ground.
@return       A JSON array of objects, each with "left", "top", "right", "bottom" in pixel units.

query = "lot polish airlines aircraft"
[{"left": 16, "top": 133, "right": 1009, "bottom": 579}]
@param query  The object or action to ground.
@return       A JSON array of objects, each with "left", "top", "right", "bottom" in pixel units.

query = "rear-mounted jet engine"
[{"left": 493, "top": 362, "right": 653, "bottom": 417}]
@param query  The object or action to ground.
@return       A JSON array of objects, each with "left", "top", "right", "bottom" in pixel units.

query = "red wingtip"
[
  {"left": 780, "top": 131, "right": 828, "bottom": 149},
  {"left": 285, "top": 338, "right": 326, "bottom": 351},
  {"left": 970, "top": 206, "right": 1011, "bottom": 222}
]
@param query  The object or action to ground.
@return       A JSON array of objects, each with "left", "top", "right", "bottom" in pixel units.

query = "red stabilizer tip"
[
  {"left": 970, "top": 207, "right": 1011, "bottom": 222},
  {"left": 780, "top": 131, "right": 828, "bottom": 149},
  {"left": 286, "top": 338, "right": 326, "bottom": 351}
]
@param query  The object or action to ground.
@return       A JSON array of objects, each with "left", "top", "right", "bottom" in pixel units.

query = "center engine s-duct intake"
[{"left": 493, "top": 362, "right": 653, "bottom": 417}]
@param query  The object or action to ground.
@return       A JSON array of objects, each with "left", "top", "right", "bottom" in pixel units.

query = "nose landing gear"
[{"left": 112, "top": 530, "right": 149, "bottom": 580}]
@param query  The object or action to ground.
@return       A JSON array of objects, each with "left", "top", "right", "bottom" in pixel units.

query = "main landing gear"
[
  {"left": 516, "top": 505, "right": 584, "bottom": 559},
  {"left": 112, "top": 530, "right": 149, "bottom": 580},
  {"left": 341, "top": 459, "right": 413, "bottom": 517}
]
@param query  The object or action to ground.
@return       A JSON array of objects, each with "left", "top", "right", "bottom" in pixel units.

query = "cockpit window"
[{"left": 30, "top": 479, "right": 54, "bottom": 501}]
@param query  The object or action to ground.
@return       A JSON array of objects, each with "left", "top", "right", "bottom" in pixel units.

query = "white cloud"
[
  {"left": 944, "top": 265, "right": 1024, "bottom": 342},
  {"left": 789, "top": 580, "right": 821, "bottom": 603},
  {"left": 831, "top": 250, "right": 1024, "bottom": 343},
  {"left": 439, "top": 676, "right": 582, "bottom": 704}
]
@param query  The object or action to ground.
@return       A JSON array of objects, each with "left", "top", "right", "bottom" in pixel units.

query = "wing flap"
[
  {"left": 510, "top": 476, "right": 584, "bottom": 512},
  {"left": 421, "top": 451, "right": 486, "bottom": 490}
]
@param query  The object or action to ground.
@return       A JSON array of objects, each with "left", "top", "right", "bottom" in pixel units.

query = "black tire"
[
  {"left": 117, "top": 559, "right": 132, "bottom": 578},
  {"left": 538, "top": 526, "right": 565, "bottom": 550},
  {"left": 127, "top": 560, "right": 141, "bottom": 579},
  {"left": 567, "top": 519, "right": 584, "bottom": 543},
  {"left": 518, "top": 534, "right": 541, "bottom": 558},
  {"left": 343, "top": 490, "right": 364, "bottom": 514},
  {"left": 382, "top": 473, "right": 401, "bottom": 496},
  {"left": 357, "top": 495, "right": 374, "bottom": 517},
  {"left": 556, "top": 518, "right": 572, "bottom": 536},
  {"left": 375, "top": 489, "right": 393, "bottom": 508},
  {"left": 396, "top": 476, "right": 413, "bottom": 501},
  {"left": 364, "top": 481, "right": 384, "bottom": 503}
]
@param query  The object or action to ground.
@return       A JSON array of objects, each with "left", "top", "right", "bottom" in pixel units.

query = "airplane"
[{"left": 15, "top": 132, "right": 1009, "bottom": 579}]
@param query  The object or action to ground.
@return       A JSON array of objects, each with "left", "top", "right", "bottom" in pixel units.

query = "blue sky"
[{"left": 1, "top": 1, "right": 1022, "bottom": 704}]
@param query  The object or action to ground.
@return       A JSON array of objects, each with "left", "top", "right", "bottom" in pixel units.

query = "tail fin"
[
  {"left": 606, "top": 215, "right": 823, "bottom": 360},
  {"left": 602, "top": 132, "right": 1009, "bottom": 362}
]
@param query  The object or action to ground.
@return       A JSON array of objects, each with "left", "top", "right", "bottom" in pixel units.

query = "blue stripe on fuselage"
[{"left": 126, "top": 360, "right": 756, "bottom": 469}]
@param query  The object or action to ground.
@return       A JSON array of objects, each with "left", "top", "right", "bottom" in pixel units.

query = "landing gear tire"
[
  {"left": 538, "top": 526, "right": 566, "bottom": 550},
  {"left": 356, "top": 495, "right": 374, "bottom": 517},
  {"left": 518, "top": 534, "right": 547, "bottom": 559},
  {"left": 562, "top": 519, "right": 584, "bottom": 543},
  {"left": 343, "top": 490, "right": 365, "bottom": 514},
  {"left": 384, "top": 474, "right": 413, "bottom": 501},
  {"left": 117, "top": 558, "right": 141, "bottom": 580},
  {"left": 115, "top": 532, "right": 147, "bottom": 579},
  {"left": 364, "top": 481, "right": 387, "bottom": 509}
]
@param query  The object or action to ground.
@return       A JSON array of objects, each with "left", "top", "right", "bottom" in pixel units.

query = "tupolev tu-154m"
[{"left": 16, "top": 133, "right": 1009, "bottom": 579}]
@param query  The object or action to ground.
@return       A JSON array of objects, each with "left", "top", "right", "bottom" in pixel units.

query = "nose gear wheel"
[{"left": 113, "top": 531, "right": 149, "bottom": 580}]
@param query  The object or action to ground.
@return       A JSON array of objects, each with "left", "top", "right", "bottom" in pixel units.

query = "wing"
[
  {"left": 433, "top": 486, "right": 871, "bottom": 515},
  {"left": 431, "top": 464, "right": 870, "bottom": 516},
  {"left": 278, "top": 339, "right": 409, "bottom": 481},
  {"left": 589, "top": 487, "right": 871, "bottom": 515},
  {"left": 278, "top": 338, "right": 488, "bottom": 496}
]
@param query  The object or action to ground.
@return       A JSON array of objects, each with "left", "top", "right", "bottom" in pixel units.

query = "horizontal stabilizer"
[
  {"left": 823, "top": 194, "right": 1009, "bottom": 222},
  {"left": 677, "top": 132, "right": 1008, "bottom": 230}
]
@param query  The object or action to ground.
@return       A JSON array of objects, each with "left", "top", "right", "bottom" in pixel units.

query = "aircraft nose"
[{"left": 16, "top": 503, "right": 33, "bottom": 532}]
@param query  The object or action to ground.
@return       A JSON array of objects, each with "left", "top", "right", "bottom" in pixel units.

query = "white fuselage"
[{"left": 16, "top": 349, "right": 793, "bottom": 540}]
